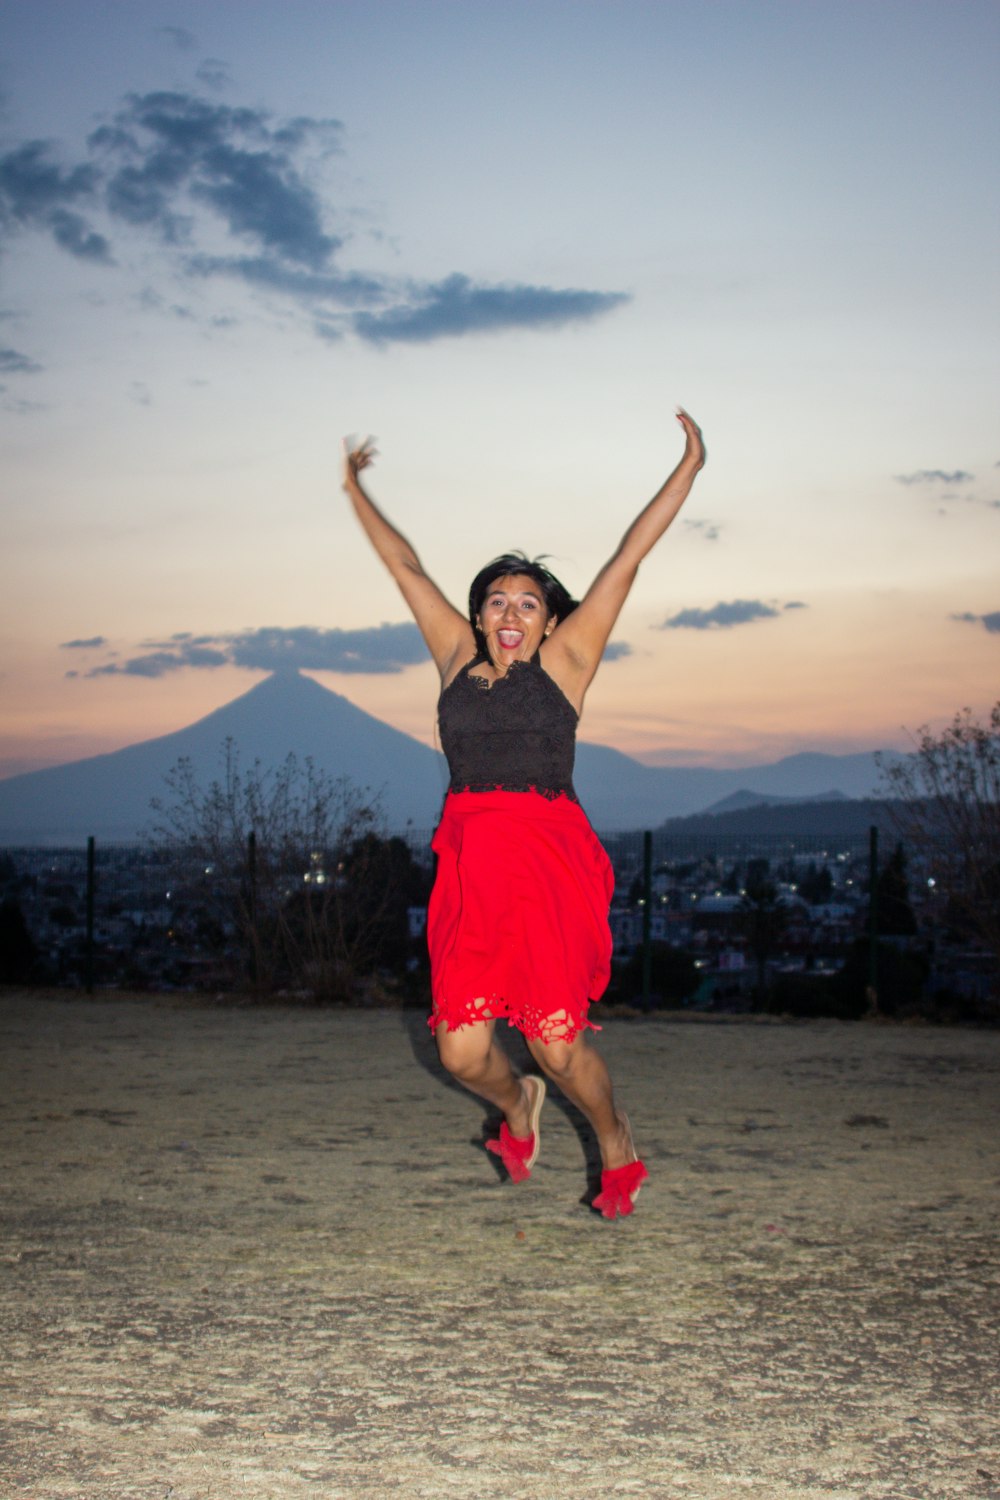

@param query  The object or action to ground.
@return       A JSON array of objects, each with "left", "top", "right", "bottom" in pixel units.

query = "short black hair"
[{"left": 467, "top": 552, "right": 579, "bottom": 657}]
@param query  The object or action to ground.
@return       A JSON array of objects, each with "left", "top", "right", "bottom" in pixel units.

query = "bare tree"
[
  {"left": 151, "top": 739, "right": 409, "bottom": 1000},
  {"left": 877, "top": 703, "right": 1000, "bottom": 980}
]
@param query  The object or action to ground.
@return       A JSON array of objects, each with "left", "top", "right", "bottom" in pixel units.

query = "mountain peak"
[
  {"left": 0, "top": 671, "right": 888, "bottom": 842},
  {"left": 0, "top": 671, "right": 449, "bottom": 841}
]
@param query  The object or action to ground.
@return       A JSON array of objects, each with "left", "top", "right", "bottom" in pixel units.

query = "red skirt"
[{"left": 427, "top": 789, "right": 615, "bottom": 1044}]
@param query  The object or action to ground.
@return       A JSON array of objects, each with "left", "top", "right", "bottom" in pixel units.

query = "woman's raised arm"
[
  {"left": 342, "top": 438, "right": 472, "bottom": 678},
  {"left": 542, "top": 410, "right": 706, "bottom": 705}
]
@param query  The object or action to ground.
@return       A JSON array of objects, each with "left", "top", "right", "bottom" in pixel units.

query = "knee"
[
  {"left": 436, "top": 1026, "right": 491, "bottom": 1084},
  {"left": 531, "top": 1038, "right": 579, "bottom": 1082}
]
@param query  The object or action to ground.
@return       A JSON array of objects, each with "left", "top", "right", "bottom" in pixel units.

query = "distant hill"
[
  {"left": 700, "top": 788, "right": 849, "bottom": 816},
  {"left": 575, "top": 747, "right": 889, "bottom": 830},
  {"left": 655, "top": 797, "right": 901, "bottom": 840},
  {"left": 0, "top": 670, "right": 894, "bottom": 842}
]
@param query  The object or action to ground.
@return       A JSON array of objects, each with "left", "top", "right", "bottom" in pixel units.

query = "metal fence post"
[
  {"left": 641, "top": 829, "right": 653, "bottom": 1007},
  {"left": 247, "top": 829, "right": 258, "bottom": 986},
  {"left": 85, "top": 835, "right": 95, "bottom": 995},
  {"left": 867, "top": 823, "right": 879, "bottom": 1013}
]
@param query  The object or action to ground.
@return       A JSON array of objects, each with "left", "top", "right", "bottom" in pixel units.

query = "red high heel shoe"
[
  {"left": 593, "top": 1113, "right": 648, "bottom": 1219},
  {"left": 486, "top": 1075, "right": 546, "bottom": 1183}
]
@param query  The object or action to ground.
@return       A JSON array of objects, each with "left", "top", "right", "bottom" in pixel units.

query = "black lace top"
[{"left": 437, "top": 655, "right": 578, "bottom": 801}]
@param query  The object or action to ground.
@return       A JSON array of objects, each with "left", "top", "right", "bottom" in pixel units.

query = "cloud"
[
  {"left": 75, "top": 622, "right": 633, "bottom": 676},
  {"left": 783, "top": 600, "right": 808, "bottom": 610},
  {"left": 683, "top": 519, "right": 721, "bottom": 542},
  {"left": 0, "top": 140, "right": 98, "bottom": 219},
  {"left": 660, "top": 599, "right": 785, "bottom": 631},
  {"left": 890, "top": 466, "right": 1000, "bottom": 516},
  {"left": 195, "top": 59, "right": 231, "bottom": 92},
  {"left": 0, "top": 141, "right": 111, "bottom": 262},
  {"left": 352, "top": 274, "right": 629, "bottom": 345},
  {"left": 914, "top": 481, "right": 1000, "bottom": 515},
  {"left": 49, "top": 208, "right": 113, "bottom": 262},
  {"left": 185, "top": 254, "right": 381, "bottom": 308},
  {"left": 75, "top": 623, "right": 431, "bottom": 679},
  {"left": 0, "top": 347, "right": 42, "bottom": 374},
  {"left": 157, "top": 27, "right": 197, "bottom": 52},
  {"left": 226, "top": 624, "right": 428, "bottom": 673},
  {"left": 950, "top": 610, "right": 1000, "bottom": 634},
  {"left": 85, "top": 645, "right": 230, "bottom": 678},
  {"left": 0, "top": 395, "right": 45, "bottom": 415},
  {"left": 1, "top": 89, "right": 628, "bottom": 347},
  {"left": 89, "top": 92, "right": 343, "bottom": 268},
  {"left": 894, "top": 469, "right": 974, "bottom": 486}
]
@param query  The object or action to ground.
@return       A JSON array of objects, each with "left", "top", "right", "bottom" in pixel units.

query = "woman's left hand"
[{"left": 675, "top": 408, "right": 706, "bottom": 469}]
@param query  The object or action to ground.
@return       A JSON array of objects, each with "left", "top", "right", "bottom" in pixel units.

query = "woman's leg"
[
  {"left": 524, "top": 1029, "right": 634, "bottom": 1170},
  {"left": 435, "top": 1015, "right": 536, "bottom": 1137}
]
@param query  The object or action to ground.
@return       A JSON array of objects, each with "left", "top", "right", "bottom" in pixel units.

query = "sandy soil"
[{"left": 1, "top": 991, "right": 998, "bottom": 1500}]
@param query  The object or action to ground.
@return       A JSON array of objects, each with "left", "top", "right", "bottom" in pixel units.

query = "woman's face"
[{"left": 477, "top": 573, "right": 555, "bottom": 668}]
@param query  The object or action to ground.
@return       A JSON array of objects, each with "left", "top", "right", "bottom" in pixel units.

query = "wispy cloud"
[
  {"left": 353, "top": 274, "right": 628, "bottom": 345},
  {"left": 68, "top": 623, "right": 431, "bottom": 679},
  {"left": 0, "top": 142, "right": 111, "bottom": 262},
  {"left": 683, "top": 518, "right": 721, "bottom": 542},
  {"left": 226, "top": 624, "right": 428, "bottom": 673},
  {"left": 195, "top": 59, "right": 231, "bottom": 92},
  {"left": 0, "top": 347, "right": 42, "bottom": 374},
  {"left": 1, "top": 88, "right": 628, "bottom": 347},
  {"left": 659, "top": 599, "right": 801, "bottom": 631},
  {"left": 69, "top": 621, "right": 636, "bottom": 679},
  {"left": 186, "top": 254, "right": 383, "bottom": 308},
  {"left": 84, "top": 645, "right": 229, "bottom": 678},
  {"left": 156, "top": 27, "right": 197, "bottom": 53},
  {"left": 893, "top": 466, "right": 999, "bottom": 514},
  {"left": 89, "top": 92, "right": 343, "bottom": 268},
  {"left": 894, "top": 469, "right": 974, "bottom": 486},
  {"left": 950, "top": 610, "right": 1000, "bottom": 634},
  {"left": 0, "top": 395, "right": 45, "bottom": 415}
]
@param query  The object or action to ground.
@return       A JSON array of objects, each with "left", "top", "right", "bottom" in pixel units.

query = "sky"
[{"left": 1, "top": 0, "right": 998, "bottom": 781}]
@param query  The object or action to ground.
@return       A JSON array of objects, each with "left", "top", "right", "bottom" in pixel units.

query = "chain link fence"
[{"left": 1, "top": 827, "right": 993, "bottom": 1016}]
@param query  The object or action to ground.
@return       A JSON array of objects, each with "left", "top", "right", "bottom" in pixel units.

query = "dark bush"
[
  {"left": 0, "top": 899, "right": 40, "bottom": 983},
  {"left": 831, "top": 938, "right": 930, "bottom": 1017},
  {"left": 760, "top": 972, "right": 864, "bottom": 1021},
  {"left": 612, "top": 942, "right": 699, "bottom": 1009}
]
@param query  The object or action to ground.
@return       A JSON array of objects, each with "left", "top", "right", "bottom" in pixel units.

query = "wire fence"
[
  {"left": 0, "top": 826, "right": 896, "bottom": 994},
  {"left": 2, "top": 826, "right": 881, "bottom": 916},
  {"left": 3, "top": 825, "right": 995, "bottom": 1019}
]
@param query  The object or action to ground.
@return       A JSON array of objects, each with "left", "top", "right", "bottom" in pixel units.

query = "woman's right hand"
[
  {"left": 340, "top": 433, "right": 473, "bottom": 679},
  {"left": 343, "top": 435, "right": 377, "bottom": 489}
]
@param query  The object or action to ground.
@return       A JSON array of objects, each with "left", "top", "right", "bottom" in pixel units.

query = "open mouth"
[{"left": 497, "top": 630, "right": 524, "bottom": 649}]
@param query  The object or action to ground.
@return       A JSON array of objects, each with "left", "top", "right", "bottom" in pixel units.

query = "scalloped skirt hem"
[{"left": 427, "top": 992, "right": 601, "bottom": 1045}]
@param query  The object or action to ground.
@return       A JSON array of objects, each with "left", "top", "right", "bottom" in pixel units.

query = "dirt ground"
[{"left": 1, "top": 991, "right": 998, "bottom": 1500}]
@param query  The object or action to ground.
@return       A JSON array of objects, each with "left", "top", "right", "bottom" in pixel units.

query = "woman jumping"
[{"left": 343, "top": 411, "right": 705, "bottom": 1217}]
